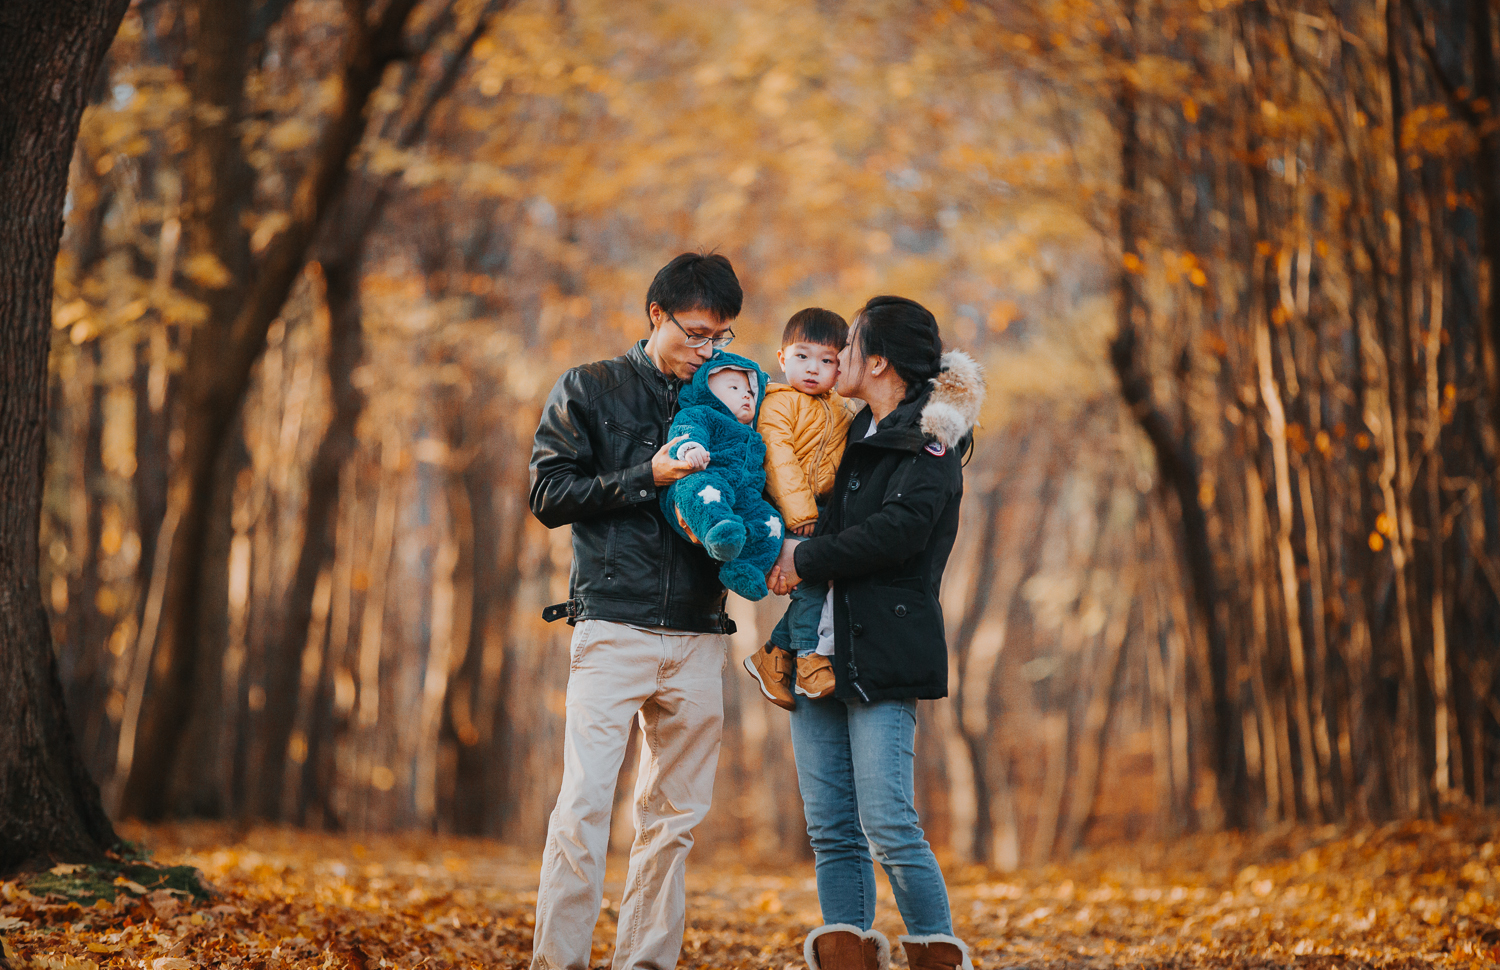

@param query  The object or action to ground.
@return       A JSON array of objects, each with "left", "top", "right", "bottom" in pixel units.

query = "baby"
[
  {"left": 742, "top": 308, "right": 855, "bottom": 710},
  {"left": 660, "top": 351, "right": 785, "bottom": 602}
]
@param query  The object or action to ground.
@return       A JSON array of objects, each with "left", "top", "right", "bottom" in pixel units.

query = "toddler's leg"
[
  {"left": 667, "top": 472, "right": 744, "bottom": 561},
  {"left": 718, "top": 497, "right": 782, "bottom": 601},
  {"left": 786, "top": 583, "right": 826, "bottom": 658}
]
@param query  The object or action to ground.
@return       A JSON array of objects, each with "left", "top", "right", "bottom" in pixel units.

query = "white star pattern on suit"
[{"left": 697, "top": 484, "right": 722, "bottom": 503}]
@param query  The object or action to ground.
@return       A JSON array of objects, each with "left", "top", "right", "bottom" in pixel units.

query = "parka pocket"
[{"left": 851, "top": 585, "right": 946, "bottom": 692}]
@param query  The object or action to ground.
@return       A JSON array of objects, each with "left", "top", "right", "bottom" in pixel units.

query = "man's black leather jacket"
[{"left": 529, "top": 340, "right": 732, "bottom": 633}]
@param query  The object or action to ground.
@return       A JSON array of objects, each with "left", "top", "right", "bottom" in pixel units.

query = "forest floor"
[{"left": 1, "top": 814, "right": 1497, "bottom": 969}]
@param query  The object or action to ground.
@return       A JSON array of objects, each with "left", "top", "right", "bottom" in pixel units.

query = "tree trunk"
[
  {"left": 1109, "top": 47, "right": 1241, "bottom": 826},
  {"left": 0, "top": 0, "right": 130, "bottom": 874},
  {"left": 118, "top": 0, "right": 423, "bottom": 820},
  {"left": 251, "top": 2, "right": 502, "bottom": 819}
]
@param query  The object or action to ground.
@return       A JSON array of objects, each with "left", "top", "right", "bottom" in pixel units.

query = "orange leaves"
[{"left": 0, "top": 819, "right": 1495, "bottom": 969}]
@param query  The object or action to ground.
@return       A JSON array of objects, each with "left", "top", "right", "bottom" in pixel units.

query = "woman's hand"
[
  {"left": 767, "top": 538, "right": 803, "bottom": 595},
  {"left": 792, "top": 522, "right": 816, "bottom": 537}
]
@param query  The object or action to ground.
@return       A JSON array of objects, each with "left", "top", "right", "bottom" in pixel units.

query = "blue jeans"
[
  {"left": 789, "top": 695, "right": 953, "bottom": 935},
  {"left": 769, "top": 581, "right": 824, "bottom": 656}
]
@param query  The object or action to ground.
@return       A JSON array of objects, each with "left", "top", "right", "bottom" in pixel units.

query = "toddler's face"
[
  {"left": 777, "top": 342, "right": 840, "bottom": 396},
  {"left": 707, "top": 368, "right": 758, "bottom": 424}
]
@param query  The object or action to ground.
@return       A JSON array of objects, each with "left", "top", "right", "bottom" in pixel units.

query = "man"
[{"left": 528, "top": 252, "right": 742, "bottom": 970}]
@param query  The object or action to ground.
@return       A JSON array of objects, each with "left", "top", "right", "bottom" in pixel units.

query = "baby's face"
[
  {"left": 778, "top": 341, "right": 840, "bottom": 396},
  {"left": 707, "top": 368, "right": 757, "bottom": 424}
]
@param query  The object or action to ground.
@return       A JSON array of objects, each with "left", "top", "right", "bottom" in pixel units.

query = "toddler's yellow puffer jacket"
[{"left": 759, "top": 384, "right": 857, "bottom": 531}]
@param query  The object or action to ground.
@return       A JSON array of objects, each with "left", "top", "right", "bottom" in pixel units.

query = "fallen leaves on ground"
[{"left": 1, "top": 814, "right": 1497, "bottom": 968}]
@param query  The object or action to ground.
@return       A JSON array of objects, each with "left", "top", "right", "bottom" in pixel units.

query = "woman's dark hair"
[
  {"left": 645, "top": 251, "right": 743, "bottom": 323},
  {"left": 852, "top": 295, "right": 942, "bottom": 397},
  {"left": 782, "top": 307, "right": 848, "bottom": 349}
]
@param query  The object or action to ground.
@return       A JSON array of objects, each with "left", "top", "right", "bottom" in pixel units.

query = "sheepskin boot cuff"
[
  {"left": 898, "top": 933, "right": 974, "bottom": 970},
  {"left": 804, "top": 923, "right": 891, "bottom": 970}
]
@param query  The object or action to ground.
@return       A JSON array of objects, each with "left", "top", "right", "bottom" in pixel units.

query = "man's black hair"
[
  {"left": 781, "top": 307, "right": 848, "bottom": 349},
  {"left": 645, "top": 251, "right": 743, "bottom": 324}
]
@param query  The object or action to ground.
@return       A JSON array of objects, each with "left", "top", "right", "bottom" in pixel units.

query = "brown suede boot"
[
  {"left": 794, "top": 653, "right": 836, "bottom": 699},
  {"left": 899, "top": 935, "right": 973, "bottom": 970},
  {"left": 805, "top": 925, "right": 890, "bottom": 970},
  {"left": 743, "top": 643, "right": 795, "bottom": 711}
]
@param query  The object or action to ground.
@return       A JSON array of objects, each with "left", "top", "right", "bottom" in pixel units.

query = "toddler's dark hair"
[{"left": 781, "top": 308, "right": 848, "bottom": 350}]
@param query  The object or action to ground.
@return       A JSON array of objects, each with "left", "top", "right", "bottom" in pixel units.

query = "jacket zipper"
[
  {"left": 841, "top": 453, "right": 870, "bottom": 701},
  {"left": 808, "top": 396, "right": 831, "bottom": 497},
  {"left": 606, "top": 419, "right": 655, "bottom": 449},
  {"left": 658, "top": 384, "right": 675, "bottom": 627}
]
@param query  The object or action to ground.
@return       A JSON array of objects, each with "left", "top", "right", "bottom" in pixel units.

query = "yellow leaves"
[
  {"left": 266, "top": 117, "right": 318, "bottom": 153},
  {"left": 753, "top": 69, "right": 796, "bottom": 117},
  {"left": 182, "top": 253, "right": 232, "bottom": 290},
  {"left": 249, "top": 212, "right": 290, "bottom": 255},
  {"left": 728, "top": 162, "right": 758, "bottom": 187},
  {"left": 888, "top": 65, "right": 914, "bottom": 99},
  {"left": 30, "top": 957, "right": 99, "bottom": 970},
  {"left": 988, "top": 300, "right": 1021, "bottom": 333},
  {"left": 113, "top": 876, "right": 150, "bottom": 896},
  {"left": 54, "top": 299, "right": 90, "bottom": 331}
]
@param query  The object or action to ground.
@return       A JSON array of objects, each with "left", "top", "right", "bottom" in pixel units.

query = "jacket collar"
[
  {"left": 847, "top": 388, "right": 932, "bottom": 454},
  {"left": 627, "top": 339, "right": 682, "bottom": 392}
]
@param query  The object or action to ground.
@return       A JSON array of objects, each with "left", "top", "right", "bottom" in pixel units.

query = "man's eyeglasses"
[{"left": 663, "top": 308, "right": 734, "bottom": 350}]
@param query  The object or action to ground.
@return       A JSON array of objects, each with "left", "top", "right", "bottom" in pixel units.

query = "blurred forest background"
[{"left": 37, "top": 0, "right": 1500, "bottom": 869}]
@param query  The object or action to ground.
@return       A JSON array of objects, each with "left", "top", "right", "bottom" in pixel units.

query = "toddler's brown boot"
[
  {"left": 743, "top": 643, "right": 795, "bottom": 711},
  {"left": 795, "top": 653, "right": 835, "bottom": 699}
]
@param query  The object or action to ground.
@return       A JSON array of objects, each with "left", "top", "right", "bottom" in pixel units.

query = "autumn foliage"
[
  {"left": 3, "top": 817, "right": 1500, "bottom": 968},
  {"left": 21, "top": 0, "right": 1500, "bottom": 895}
]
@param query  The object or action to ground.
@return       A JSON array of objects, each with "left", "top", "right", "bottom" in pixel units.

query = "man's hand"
[
  {"left": 652, "top": 434, "right": 699, "bottom": 486},
  {"left": 678, "top": 441, "right": 711, "bottom": 470},
  {"left": 792, "top": 522, "right": 816, "bottom": 537},
  {"left": 767, "top": 537, "right": 803, "bottom": 595}
]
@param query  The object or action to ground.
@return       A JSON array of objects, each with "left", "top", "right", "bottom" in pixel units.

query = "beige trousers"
[{"left": 531, "top": 619, "right": 728, "bottom": 970}]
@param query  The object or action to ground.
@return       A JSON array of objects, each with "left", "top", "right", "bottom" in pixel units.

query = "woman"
[{"left": 768, "top": 295, "right": 984, "bottom": 970}]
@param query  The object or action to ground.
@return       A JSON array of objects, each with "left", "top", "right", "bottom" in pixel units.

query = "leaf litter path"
[{"left": 2, "top": 815, "right": 1498, "bottom": 969}]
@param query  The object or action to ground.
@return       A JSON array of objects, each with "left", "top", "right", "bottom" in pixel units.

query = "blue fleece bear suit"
[{"left": 661, "top": 352, "right": 785, "bottom": 601}]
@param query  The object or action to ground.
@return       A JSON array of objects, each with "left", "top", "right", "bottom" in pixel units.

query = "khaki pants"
[{"left": 531, "top": 619, "right": 728, "bottom": 970}]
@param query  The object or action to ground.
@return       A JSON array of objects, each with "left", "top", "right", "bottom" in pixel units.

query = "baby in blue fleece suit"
[{"left": 661, "top": 351, "right": 785, "bottom": 601}]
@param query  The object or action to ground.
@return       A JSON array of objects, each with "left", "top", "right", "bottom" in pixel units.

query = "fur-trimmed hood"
[{"left": 919, "top": 349, "right": 985, "bottom": 449}]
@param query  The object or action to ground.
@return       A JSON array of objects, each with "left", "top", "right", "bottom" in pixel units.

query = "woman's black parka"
[{"left": 791, "top": 352, "right": 982, "bottom": 702}]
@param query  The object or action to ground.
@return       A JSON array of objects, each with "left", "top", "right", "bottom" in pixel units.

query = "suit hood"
[{"left": 680, "top": 350, "right": 772, "bottom": 424}]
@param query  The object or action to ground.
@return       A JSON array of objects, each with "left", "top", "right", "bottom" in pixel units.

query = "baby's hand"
[
  {"left": 677, "top": 442, "right": 710, "bottom": 469},
  {"left": 792, "top": 522, "right": 815, "bottom": 537}
]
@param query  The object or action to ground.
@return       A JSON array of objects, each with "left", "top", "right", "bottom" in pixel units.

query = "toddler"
[
  {"left": 660, "top": 351, "right": 784, "bottom": 602},
  {"left": 742, "top": 308, "right": 854, "bottom": 710}
]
